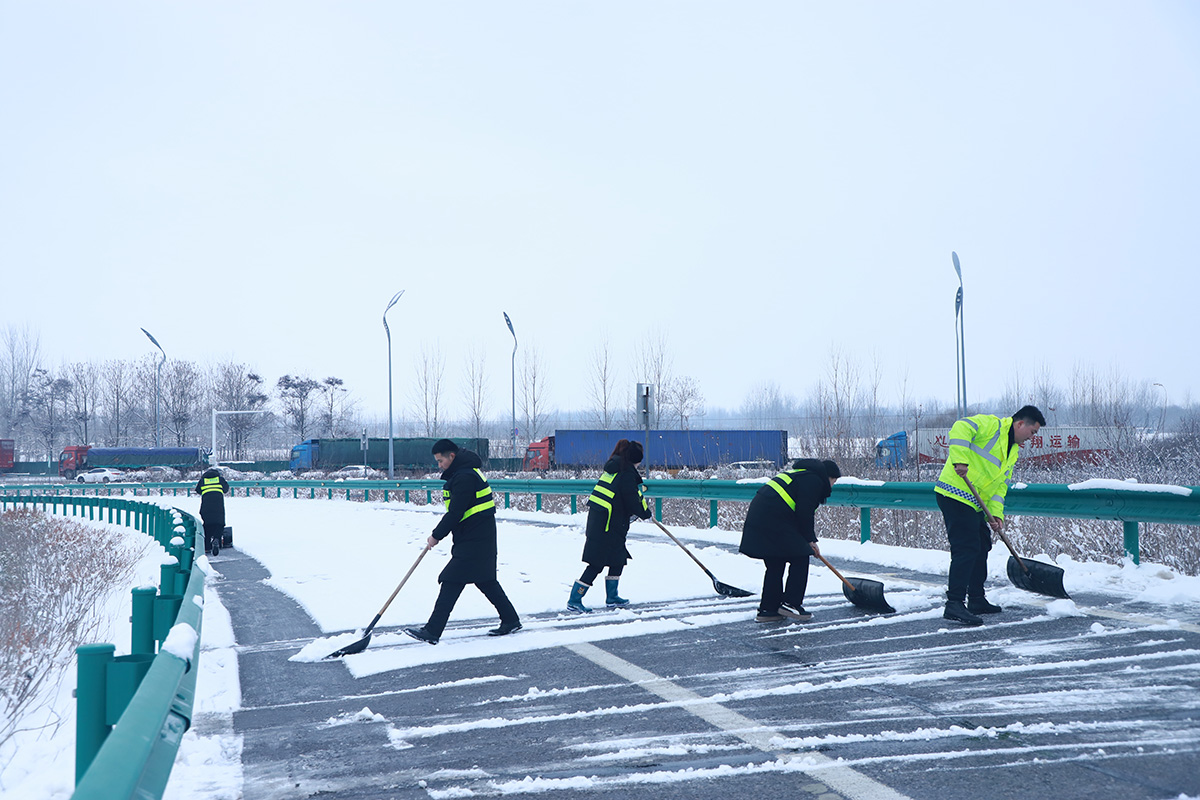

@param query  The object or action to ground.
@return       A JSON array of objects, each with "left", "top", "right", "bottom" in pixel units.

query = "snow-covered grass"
[{"left": 4, "top": 493, "right": 1200, "bottom": 800}]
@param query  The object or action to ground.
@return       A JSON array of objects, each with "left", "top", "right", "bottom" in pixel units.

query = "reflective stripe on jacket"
[
  {"left": 199, "top": 476, "right": 224, "bottom": 495},
  {"left": 443, "top": 467, "right": 496, "bottom": 522},
  {"left": 934, "top": 414, "right": 1020, "bottom": 519}
]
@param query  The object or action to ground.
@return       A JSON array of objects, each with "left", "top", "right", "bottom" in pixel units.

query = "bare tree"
[
  {"left": 633, "top": 329, "right": 672, "bottom": 428},
  {"left": 587, "top": 338, "right": 618, "bottom": 428},
  {"left": 411, "top": 344, "right": 445, "bottom": 437},
  {"left": 162, "top": 360, "right": 203, "bottom": 446},
  {"left": 65, "top": 361, "right": 101, "bottom": 444},
  {"left": 100, "top": 359, "right": 133, "bottom": 447},
  {"left": 318, "top": 377, "right": 349, "bottom": 436},
  {"left": 661, "top": 375, "right": 705, "bottom": 430},
  {"left": 519, "top": 345, "right": 549, "bottom": 443},
  {"left": 26, "top": 368, "right": 72, "bottom": 460},
  {"left": 462, "top": 347, "right": 488, "bottom": 439},
  {"left": 1, "top": 324, "right": 41, "bottom": 448},
  {"left": 276, "top": 375, "right": 321, "bottom": 441}
]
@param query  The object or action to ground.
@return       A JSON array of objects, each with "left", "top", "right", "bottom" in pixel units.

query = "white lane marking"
[{"left": 567, "top": 641, "right": 913, "bottom": 800}]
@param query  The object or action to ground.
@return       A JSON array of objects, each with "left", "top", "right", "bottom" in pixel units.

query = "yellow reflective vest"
[{"left": 934, "top": 414, "right": 1020, "bottom": 519}]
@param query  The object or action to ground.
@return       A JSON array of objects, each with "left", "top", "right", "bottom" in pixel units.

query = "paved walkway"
[{"left": 210, "top": 542, "right": 1200, "bottom": 800}]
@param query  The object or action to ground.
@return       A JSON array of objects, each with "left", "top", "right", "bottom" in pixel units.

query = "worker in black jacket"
[
  {"left": 739, "top": 458, "right": 840, "bottom": 623},
  {"left": 568, "top": 439, "right": 652, "bottom": 612},
  {"left": 404, "top": 440, "right": 521, "bottom": 644},
  {"left": 194, "top": 465, "right": 230, "bottom": 556}
]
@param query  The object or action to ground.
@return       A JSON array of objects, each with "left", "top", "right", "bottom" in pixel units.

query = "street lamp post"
[
  {"left": 504, "top": 312, "right": 517, "bottom": 462},
  {"left": 951, "top": 252, "right": 967, "bottom": 418},
  {"left": 140, "top": 328, "right": 166, "bottom": 447},
  {"left": 383, "top": 290, "right": 405, "bottom": 479}
]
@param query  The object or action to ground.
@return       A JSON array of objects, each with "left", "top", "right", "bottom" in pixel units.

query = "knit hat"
[
  {"left": 822, "top": 460, "right": 842, "bottom": 480},
  {"left": 626, "top": 440, "right": 644, "bottom": 464}
]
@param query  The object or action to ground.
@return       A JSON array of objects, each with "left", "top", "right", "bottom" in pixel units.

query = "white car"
[
  {"left": 78, "top": 467, "right": 124, "bottom": 484},
  {"left": 331, "top": 465, "right": 383, "bottom": 480}
]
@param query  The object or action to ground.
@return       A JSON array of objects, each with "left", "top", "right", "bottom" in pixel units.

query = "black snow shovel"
[
  {"left": 651, "top": 519, "right": 753, "bottom": 598},
  {"left": 963, "top": 476, "right": 1070, "bottom": 600},
  {"left": 325, "top": 543, "right": 432, "bottom": 659},
  {"left": 812, "top": 551, "right": 896, "bottom": 614}
]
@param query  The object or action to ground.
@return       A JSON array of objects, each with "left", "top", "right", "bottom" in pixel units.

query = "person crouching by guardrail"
[
  {"left": 935, "top": 405, "right": 1045, "bottom": 625},
  {"left": 195, "top": 465, "right": 230, "bottom": 556},
  {"left": 404, "top": 439, "right": 521, "bottom": 645},
  {"left": 568, "top": 439, "right": 652, "bottom": 613},
  {"left": 739, "top": 459, "right": 840, "bottom": 623}
]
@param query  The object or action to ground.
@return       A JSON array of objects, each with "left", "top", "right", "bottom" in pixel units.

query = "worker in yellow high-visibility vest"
[
  {"left": 935, "top": 405, "right": 1045, "bottom": 625},
  {"left": 405, "top": 439, "right": 521, "bottom": 644},
  {"left": 194, "top": 465, "right": 230, "bottom": 556}
]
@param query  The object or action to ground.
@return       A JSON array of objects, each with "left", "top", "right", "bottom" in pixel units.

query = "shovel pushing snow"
[
  {"left": 812, "top": 552, "right": 895, "bottom": 614},
  {"left": 324, "top": 543, "right": 432, "bottom": 659},
  {"left": 963, "top": 476, "right": 1070, "bottom": 600},
  {"left": 651, "top": 519, "right": 753, "bottom": 598}
]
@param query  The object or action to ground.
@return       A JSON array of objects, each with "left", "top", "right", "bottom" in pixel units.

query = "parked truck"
[
  {"left": 58, "top": 446, "right": 208, "bottom": 479},
  {"left": 0, "top": 439, "right": 14, "bottom": 472},
  {"left": 522, "top": 430, "right": 789, "bottom": 471},
  {"left": 289, "top": 437, "right": 490, "bottom": 473},
  {"left": 875, "top": 431, "right": 908, "bottom": 469}
]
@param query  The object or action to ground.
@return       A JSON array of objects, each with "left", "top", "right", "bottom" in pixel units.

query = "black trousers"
[
  {"left": 424, "top": 579, "right": 519, "bottom": 638},
  {"left": 759, "top": 556, "right": 810, "bottom": 614},
  {"left": 937, "top": 493, "right": 992, "bottom": 602}
]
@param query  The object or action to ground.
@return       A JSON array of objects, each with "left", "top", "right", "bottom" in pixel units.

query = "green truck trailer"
[{"left": 288, "top": 437, "right": 489, "bottom": 473}]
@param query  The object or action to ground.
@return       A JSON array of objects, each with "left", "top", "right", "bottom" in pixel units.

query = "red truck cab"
[
  {"left": 0, "top": 439, "right": 14, "bottom": 472},
  {"left": 522, "top": 437, "right": 554, "bottom": 471},
  {"left": 59, "top": 445, "right": 91, "bottom": 479}
]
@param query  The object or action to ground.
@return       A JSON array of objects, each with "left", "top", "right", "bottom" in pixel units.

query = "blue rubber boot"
[
  {"left": 567, "top": 580, "right": 592, "bottom": 613},
  {"left": 605, "top": 577, "right": 630, "bottom": 607}
]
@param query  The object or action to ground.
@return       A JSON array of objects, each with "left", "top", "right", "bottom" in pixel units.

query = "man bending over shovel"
[{"left": 935, "top": 405, "right": 1045, "bottom": 625}]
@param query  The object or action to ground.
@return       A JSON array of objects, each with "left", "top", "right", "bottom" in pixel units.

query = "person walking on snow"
[
  {"left": 935, "top": 405, "right": 1045, "bottom": 626},
  {"left": 567, "top": 439, "right": 652, "bottom": 613},
  {"left": 404, "top": 439, "right": 521, "bottom": 645},
  {"left": 739, "top": 458, "right": 840, "bottom": 623},
  {"left": 195, "top": 464, "right": 230, "bottom": 556}
]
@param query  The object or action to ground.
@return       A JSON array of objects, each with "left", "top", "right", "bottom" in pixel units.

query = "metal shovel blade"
[
  {"left": 712, "top": 577, "right": 753, "bottom": 598},
  {"left": 324, "top": 632, "right": 372, "bottom": 659},
  {"left": 842, "top": 577, "right": 896, "bottom": 614},
  {"left": 1006, "top": 556, "right": 1070, "bottom": 600}
]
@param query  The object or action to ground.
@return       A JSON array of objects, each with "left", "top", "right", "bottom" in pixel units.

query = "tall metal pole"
[
  {"left": 384, "top": 290, "right": 405, "bottom": 479},
  {"left": 952, "top": 252, "right": 966, "bottom": 418},
  {"left": 140, "top": 328, "right": 166, "bottom": 447},
  {"left": 504, "top": 312, "right": 517, "bottom": 461}
]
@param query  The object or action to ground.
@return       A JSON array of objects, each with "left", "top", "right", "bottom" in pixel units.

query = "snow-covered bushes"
[{"left": 0, "top": 509, "right": 148, "bottom": 755}]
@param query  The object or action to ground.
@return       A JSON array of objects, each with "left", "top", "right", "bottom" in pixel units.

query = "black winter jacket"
[
  {"left": 432, "top": 450, "right": 499, "bottom": 584},
  {"left": 582, "top": 456, "right": 651, "bottom": 567},
  {"left": 195, "top": 468, "right": 229, "bottom": 527},
  {"left": 738, "top": 460, "right": 833, "bottom": 561}
]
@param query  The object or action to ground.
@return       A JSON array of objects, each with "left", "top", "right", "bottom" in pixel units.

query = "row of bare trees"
[{"left": 4, "top": 322, "right": 1193, "bottom": 469}]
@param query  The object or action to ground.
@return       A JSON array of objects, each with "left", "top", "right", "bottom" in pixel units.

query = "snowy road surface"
[{"left": 170, "top": 498, "right": 1199, "bottom": 800}]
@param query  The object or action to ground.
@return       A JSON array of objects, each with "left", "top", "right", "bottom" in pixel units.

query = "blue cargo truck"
[
  {"left": 290, "top": 437, "right": 489, "bottom": 472},
  {"left": 522, "top": 430, "right": 788, "bottom": 471}
]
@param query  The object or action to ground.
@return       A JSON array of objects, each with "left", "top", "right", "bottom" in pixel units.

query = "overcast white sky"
[{"left": 2, "top": 2, "right": 1198, "bottom": 422}]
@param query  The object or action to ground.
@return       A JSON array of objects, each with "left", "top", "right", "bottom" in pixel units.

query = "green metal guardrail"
[
  {"left": 0, "top": 493, "right": 205, "bottom": 799},
  {"left": 4, "top": 478, "right": 1197, "bottom": 564}
]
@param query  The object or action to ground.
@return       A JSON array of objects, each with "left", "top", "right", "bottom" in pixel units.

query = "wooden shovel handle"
[
  {"left": 813, "top": 551, "right": 859, "bottom": 593},
  {"left": 962, "top": 476, "right": 1029, "bottom": 574},
  {"left": 651, "top": 518, "right": 716, "bottom": 579}
]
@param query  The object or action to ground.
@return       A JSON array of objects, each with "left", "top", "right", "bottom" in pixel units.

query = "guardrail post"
[
  {"left": 571, "top": 495, "right": 577, "bottom": 514},
  {"left": 709, "top": 499, "right": 718, "bottom": 528},
  {"left": 655, "top": 497, "right": 662, "bottom": 522},
  {"left": 75, "top": 643, "right": 115, "bottom": 784},
  {"left": 154, "top": 593, "right": 183, "bottom": 648},
  {"left": 860, "top": 508, "right": 872, "bottom": 543},
  {"left": 1123, "top": 521, "right": 1140, "bottom": 565},
  {"left": 131, "top": 586, "right": 158, "bottom": 654},
  {"left": 105, "top": 653, "right": 156, "bottom": 725},
  {"left": 503, "top": 491, "right": 509, "bottom": 509},
  {"left": 535, "top": 493, "right": 542, "bottom": 511}
]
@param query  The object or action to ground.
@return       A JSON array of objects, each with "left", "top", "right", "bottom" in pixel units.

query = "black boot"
[
  {"left": 403, "top": 626, "right": 439, "bottom": 645},
  {"left": 488, "top": 620, "right": 523, "bottom": 637},
  {"left": 944, "top": 600, "right": 984, "bottom": 626},
  {"left": 968, "top": 597, "right": 1002, "bottom": 614}
]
